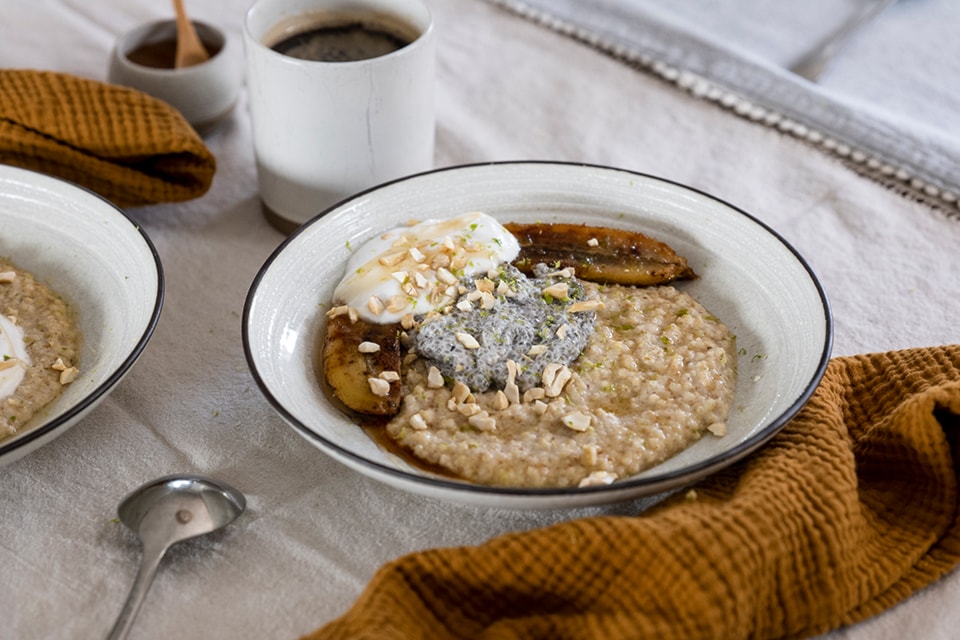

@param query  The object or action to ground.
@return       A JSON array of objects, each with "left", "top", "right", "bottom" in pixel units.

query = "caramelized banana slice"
[
  {"left": 505, "top": 222, "right": 696, "bottom": 286},
  {"left": 322, "top": 312, "right": 402, "bottom": 416}
]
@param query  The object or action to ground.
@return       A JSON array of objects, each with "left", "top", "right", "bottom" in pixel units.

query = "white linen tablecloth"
[{"left": 2, "top": 0, "right": 959, "bottom": 638}]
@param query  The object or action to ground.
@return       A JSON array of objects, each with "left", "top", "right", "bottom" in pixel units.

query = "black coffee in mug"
[{"left": 268, "top": 13, "right": 416, "bottom": 62}]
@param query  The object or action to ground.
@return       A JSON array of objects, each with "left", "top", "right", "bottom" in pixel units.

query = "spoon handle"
[{"left": 106, "top": 541, "right": 167, "bottom": 640}]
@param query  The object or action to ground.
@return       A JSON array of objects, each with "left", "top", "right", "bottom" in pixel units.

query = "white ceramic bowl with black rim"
[
  {"left": 0, "top": 165, "right": 163, "bottom": 466},
  {"left": 243, "top": 162, "right": 832, "bottom": 509}
]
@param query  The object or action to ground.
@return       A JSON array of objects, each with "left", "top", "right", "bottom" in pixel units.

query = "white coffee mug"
[{"left": 244, "top": 0, "right": 435, "bottom": 232}]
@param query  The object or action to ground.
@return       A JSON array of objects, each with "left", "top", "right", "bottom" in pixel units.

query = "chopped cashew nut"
[
  {"left": 567, "top": 299, "right": 603, "bottom": 313},
  {"left": 504, "top": 360, "right": 520, "bottom": 405},
  {"left": 707, "top": 422, "right": 727, "bottom": 437},
  {"left": 541, "top": 363, "right": 572, "bottom": 397},
  {"left": 542, "top": 282, "right": 569, "bottom": 300},
  {"left": 357, "top": 341, "right": 381, "bottom": 353},
  {"left": 367, "top": 296, "right": 385, "bottom": 316},
  {"left": 562, "top": 411, "right": 592, "bottom": 432},
  {"left": 578, "top": 471, "right": 617, "bottom": 487},
  {"left": 426, "top": 366, "right": 445, "bottom": 388},
  {"left": 468, "top": 413, "right": 496, "bottom": 432},
  {"left": 455, "top": 332, "right": 480, "bottom": 349},
  {"left": 367, "top": 377, "right": 391, "bottom": 397}
]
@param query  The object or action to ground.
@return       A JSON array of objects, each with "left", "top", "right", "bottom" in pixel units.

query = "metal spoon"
[
  {"left": 789, "top": 0, "right": 898, "bottom": 81},
  {"left": 106, "top": 474, "right": 245, "bottom": 640},
  {"left": 172, "top": 0, "right": 210, "bottom": 68}
]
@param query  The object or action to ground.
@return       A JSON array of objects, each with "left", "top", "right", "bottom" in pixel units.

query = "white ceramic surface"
[
  {"left": 243, "top": 162, "right": 832, "bottom": 509},
  {"left": 0, "top": 166, "right": 163, "bottom": 466},
  {"left": 108, "top": 19, "right": 242, "bottom": 135},
  {"left": 243, "top": 0, "right": 436, "bottom": 228}
]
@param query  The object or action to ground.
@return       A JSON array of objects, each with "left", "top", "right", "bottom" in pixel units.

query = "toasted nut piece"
[
  {"left": 707, "top": 422, "right": 727, "bottom": 437},
  {"left": 493, "top": 390, "right": 509, "bottom": 410},
  {"left": 578, "top": 471, "right": 617, "bottom": 487},
  {"left": 556, "top": 324, "right": 569, "bottom": 340},
  {"left": 523, "top": 387, "right": 546, "bottom": 403},
  {"left": 456, "top": 332, "right": 480, "bottom": 349},
  {"left": 452, "top": 381, "right": 471, "bottom": 403},
  {"left": 379, "top": 371, "right": 400, "bottom": 382},
  {"left": 504, "top": 360, "right": 520, "bottom": 405},
  {"left": 542, "top": 283, "right": 569, "bottom": 300},
  {"left": 59, "top": 367, "right": 79, "bottom": 385},
  {"left": 51, "top": 357, "right": 68, "bottom": 371},
  {"left": 526, "top": 345, "right": 547, "bottom": 357},
  {"left": 409, "top": 413, "right": 428, "bottom": 430},
  {"left": 475, "top": 278, "right": 495, "bottom": 294},
  {"left": 368, "top": 377, "right": 391, "bottom": 397},
  {"left": 542, "top": 363, "right": 572, "bottom": 397},
  {"left": 427, "top": 366, "right": 445, "bottom": 388},
  {"left": 457, "top": 402, "right": 481, "bottom": 417},
  {"left": 358, "top": 341, "right": 381, "bottom": 353},
  {"left": 468, "top": 413, "right": 496, "bottom": 432},
  {"left": 532, "top": 400, "right": 548, "bottom": 415},
  {"left": 326, "top": 304, "right": 352, "bottom": 318},
  {"left": 436, "top": 267, "right": 457, "bottom": 286},
  {"left": 562, "top": 411, "right": 592, "bottom": 432},
  {"left": 367, "top": 296, "right": 385, "bottom": 316},
  {"left": 431, "top": 254, "right": 451, "bottom": 270},
  {"left": 567, "top": 299, "right": 604, "bottom": 313},
  {"left": 386, "top": 295, "right": 408, "bottom": 313},
  {"left": 378, "top": 251, "right": 406, "bottom": 266}
]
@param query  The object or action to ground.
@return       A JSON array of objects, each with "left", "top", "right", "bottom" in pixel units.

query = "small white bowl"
[
  {"left": 244, "top": 162, "right": 832, "bottom": 509},
  {"left": 0, "top": 165, "right": 163, "bottom": 466},
  {"left": 107, "top": 19, "right": 242, "bottom": 135}
]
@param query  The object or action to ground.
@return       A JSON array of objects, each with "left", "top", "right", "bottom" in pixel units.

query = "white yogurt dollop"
[
  {"left": 0, "top": 314, "right": 30, "bottom": 399},
  {"left": 334, "top": 212, "right": 521, "bottom": 324}
]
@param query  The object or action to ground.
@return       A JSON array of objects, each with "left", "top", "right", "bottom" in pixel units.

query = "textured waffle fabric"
[
  {"left": 308, "top": 345, "right": 960, "bottom": 639},
  {"left": 0, "top": 69, "right": 215, "bottom": 207}
]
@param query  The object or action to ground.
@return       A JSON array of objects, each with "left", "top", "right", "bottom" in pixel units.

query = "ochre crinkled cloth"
[
  {"left": 307, "top": 345, "right": 960, "bottom": 639},
  {"left": 0, "top": 69, "right": 216, "bottom": 207}
]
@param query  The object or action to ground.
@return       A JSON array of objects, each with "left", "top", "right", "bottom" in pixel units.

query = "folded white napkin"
[{"left": 496, "top": 0, "right": 960, "bottom": 204}]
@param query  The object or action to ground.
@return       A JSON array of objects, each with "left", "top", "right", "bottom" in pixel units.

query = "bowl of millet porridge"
[
  {"left": 244, "top": 162, "right": 832, "bottom": 509},
  {"left": 0, "top": 165, "right": 163, "bottom": 466}
]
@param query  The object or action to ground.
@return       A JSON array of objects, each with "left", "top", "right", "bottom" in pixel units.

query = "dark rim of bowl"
[
  {"left": 242, "top": 160, "right": 833, "bottom": 501},
  {"left": 0, "top": 169, "right": 164, "bottom": 459}
]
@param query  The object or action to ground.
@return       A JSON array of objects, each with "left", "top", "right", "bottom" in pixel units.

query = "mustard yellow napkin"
[
  {"left": 0, "top": 69, "right": 215, "bottom": 207},
  {"left": 308, "top": 345, "right": 960, "bottom": 639}
]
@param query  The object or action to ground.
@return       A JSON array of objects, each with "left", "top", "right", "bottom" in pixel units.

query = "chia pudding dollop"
[{"left": 412, "top": 263, "right": 596, "bottom": 392}]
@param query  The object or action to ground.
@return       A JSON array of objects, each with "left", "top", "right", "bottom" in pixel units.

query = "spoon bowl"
[{"left": 107, "top": 474, "right": 245, "bottom": 640}]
